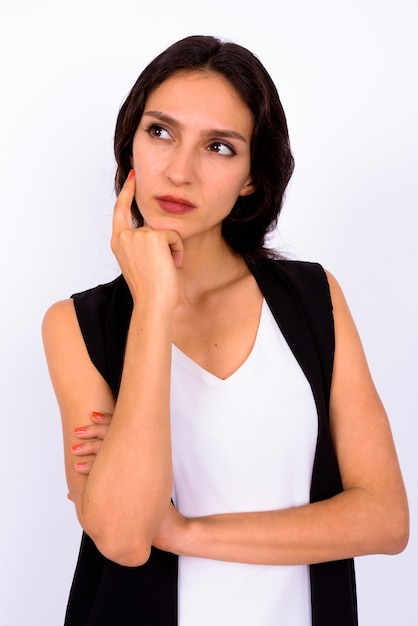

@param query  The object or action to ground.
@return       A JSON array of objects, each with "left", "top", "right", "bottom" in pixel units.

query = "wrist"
[
  {"left": 131, "top": 294, "right": 177, "bottom": 327},
  {"left": 177, "top": 516, "right": 202, "bottom": 557}
]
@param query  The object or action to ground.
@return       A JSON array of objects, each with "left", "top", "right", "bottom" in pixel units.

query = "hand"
[
  {"left": 152, "top": 503, "right": 189, "bottom": 555},
  {"left": 71, "top": 411, "right": 113, "bottom": 475},
  {"left": 110, "top": 170, "right": 184, "bottom": 308}
]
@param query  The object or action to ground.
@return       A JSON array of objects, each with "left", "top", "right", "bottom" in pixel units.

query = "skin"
[{"left": 43, "top": 71, "right": 409, "bottom": 568}]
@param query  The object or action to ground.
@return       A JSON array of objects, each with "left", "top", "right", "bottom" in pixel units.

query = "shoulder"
[
  {"left": 59, "top": 276, "right": 131, "bottom": 391},
  {"left": 42, "top": 276, "right": 129, "bottom": 366},
  {"left": 256, "top": 258, "right": 332, "bottom": 309},
  {"left": 280, "top": 263, "right": 353, "bottom": 335},
  {"left": 42, "top": 276, "right": 126, "bottom": 339},
  {"left": 260, "top": 258, "right": 329, "bottom": 289},
  {"left": 42, "top": 298, "right": 89, "bottom": 387},
  {"left": 69, "top": 275, "right": 132, "bottom": 348},
  {"left": 322, "top": 270, "right": 356, "bottom": 330},
  {"left": 266, "top": 258, "right": 326, "bottom": 276},
  {"left": 42, "top": 298, "right": 77, "bottom": 341},
  {"left": 71, "top": 275, "right": 128, "bottom": 312}
]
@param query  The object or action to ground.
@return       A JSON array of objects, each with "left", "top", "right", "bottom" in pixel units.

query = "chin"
[{"left": 145, "top": 216, "right": 181, "bottom": 230}]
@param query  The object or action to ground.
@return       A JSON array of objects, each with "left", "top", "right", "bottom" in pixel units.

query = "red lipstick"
[{"left": 155, "top": 195, "right": 196, "bottom": 215}]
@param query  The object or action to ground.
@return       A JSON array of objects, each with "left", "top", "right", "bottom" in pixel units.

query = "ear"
[{"left": 239, "top": 174, "right": 256, "bottom": 197}]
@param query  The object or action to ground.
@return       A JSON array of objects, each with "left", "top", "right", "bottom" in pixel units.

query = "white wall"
[{"left": 1, "top": 0, "right": 416, "bottom": 623}]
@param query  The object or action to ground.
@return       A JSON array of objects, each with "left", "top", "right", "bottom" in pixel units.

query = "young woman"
[{"left": 42, "top": 35, "right": 409, "bottom": 626}]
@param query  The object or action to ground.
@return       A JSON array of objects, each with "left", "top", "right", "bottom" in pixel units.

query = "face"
[{"left": 131, "top": 71, "right": 254, "bottom": 245}]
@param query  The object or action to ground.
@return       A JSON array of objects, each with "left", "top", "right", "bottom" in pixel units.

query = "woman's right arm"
[
  {"left": 42, "top": 295, "right": 173, "bottom": 566},
  {"left": 42, "top": 174, "right": 182, "bottom": 567}
]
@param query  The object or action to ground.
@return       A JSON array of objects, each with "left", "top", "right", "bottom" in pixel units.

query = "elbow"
[
  {"left": 80, "top": 512, "right": 153, "bottom": 567},
  {"left": 379, "top": 497, "right": 410, "bottom": 556},
  {"left": 91, "top": 530, "right": 152, "bottom": 567},
  {"left": 104, "top": 545, "right": 152, "bottom": 568},
  {"left": 384, "top": 509, "right": 409, "bottom": 555}
]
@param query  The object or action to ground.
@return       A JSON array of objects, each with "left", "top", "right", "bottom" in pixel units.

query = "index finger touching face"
[{"left": 113, "top": 169, "right": 137, "bottom": 232}]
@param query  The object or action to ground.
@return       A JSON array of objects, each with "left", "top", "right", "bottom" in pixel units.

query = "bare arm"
[
  {"left": 153, "top": 271, "right": 409, "bottom": 564},
  {"left": 43, "top": 173, "right": 183, "bottom": 566}
]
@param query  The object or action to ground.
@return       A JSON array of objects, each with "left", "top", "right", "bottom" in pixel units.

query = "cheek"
[
  {"left": 132, "top": 162, "right": 150, "bottom": 192},
  {"left": 210, "top": 189, "right": 240, "bottom": 219},
  {"left": 133, "top": 154, "right": 161, "bottom": 182},
  {"left": 216, "top": 175, "right": 248, "bottom": 205}
]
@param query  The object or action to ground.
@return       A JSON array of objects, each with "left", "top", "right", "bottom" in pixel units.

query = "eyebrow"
[{"left": 143, "top": 110, "right": 249, "bottom": 144}]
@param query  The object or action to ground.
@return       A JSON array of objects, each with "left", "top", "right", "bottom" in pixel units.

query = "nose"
[{"left": 164, "top": 143, "right": 195, "bottom": 186}]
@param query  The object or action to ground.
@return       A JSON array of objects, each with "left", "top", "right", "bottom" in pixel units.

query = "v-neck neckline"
[{"left": 171, "top": 299, "right": 266, "bottom": 383}]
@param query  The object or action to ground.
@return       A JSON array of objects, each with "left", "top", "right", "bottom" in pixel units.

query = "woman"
[{"left": 42, "top": 35, "right": 408, "bottom": 626}]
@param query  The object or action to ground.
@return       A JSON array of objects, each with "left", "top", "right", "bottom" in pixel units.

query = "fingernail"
[
  {"left": 71, "top": 444, "right": 83, "bottom": 452},
  {"left": 91, "top": 411, "right": 105, "bottom": 420},
  {"left": 127, "top": 169, "right": 135, "bottom": 180},
  {"left": 74, "top": 462, "right": 85, "bottom": 470},
  {"left": 74, "top": 427, "right": 86, "bottom": 435}
]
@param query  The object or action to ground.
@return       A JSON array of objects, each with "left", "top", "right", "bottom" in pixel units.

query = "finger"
[
  {"left": 112, "top": 169, "right": 136, "bottom": 234},
  {"left": 74, "top": 461, "right": 93, "bottom": 475},
  {"left": 71, "top": 441, "right": 102, "bottom": 456},
  {"left": 164, "top": 230, "right": 184, "bottom": 269},
  {"left": 72, "top": 411, "right": 112, "bottom": 438},
  {"left": 73, "top": 424, "right": 109, "bottom": 440},
  {"left": 91, "top": 411, "right": 113, "bottom": 424},
  {"left": 171, "top": 248, "right": 184, "bottom": 269}
]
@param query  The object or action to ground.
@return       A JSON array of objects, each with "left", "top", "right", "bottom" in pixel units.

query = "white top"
[{"left": 170, "top": 299, "right": 318, "bottom": 626}]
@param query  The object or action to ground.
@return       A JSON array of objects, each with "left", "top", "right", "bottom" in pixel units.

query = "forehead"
[{"left": 144, "top": 71, "right": 253, "bottom": 135}]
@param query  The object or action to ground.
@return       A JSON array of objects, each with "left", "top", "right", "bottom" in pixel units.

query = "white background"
[{"left": 0, "top": 0, "right": 416, "bottom": 624}]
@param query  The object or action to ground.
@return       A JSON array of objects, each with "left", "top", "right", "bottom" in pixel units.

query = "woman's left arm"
[{"left": 154, "top": 271, "right": 409, "bottom": 565}]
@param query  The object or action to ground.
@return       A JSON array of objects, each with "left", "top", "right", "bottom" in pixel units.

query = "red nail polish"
[
  {"left": 71, "top": 444, "right": 83, "bottom": 452},
  {"left": 74, "top": 462, "right": 85, "bottom": 470},
  {"left": 91, "top": 411, "right": 105, "bottom": 420},
  {"left": 127, "top": 169, "right": 135, "bottom": 180},
  {"left": 74, "top": 427, "right": 86, "bottom": 435}
]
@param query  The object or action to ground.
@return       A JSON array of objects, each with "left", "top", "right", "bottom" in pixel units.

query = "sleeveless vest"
[{"left": 66, "top": 259, "right": 358, "bottom": 626}]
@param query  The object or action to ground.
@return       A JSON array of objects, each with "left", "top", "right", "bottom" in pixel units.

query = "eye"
[
  {"left": 207, "top": 141, "right": 236, "bottom": 156},
  {"left": 146, "top": 124, "right": 170, "bottom": 139}
]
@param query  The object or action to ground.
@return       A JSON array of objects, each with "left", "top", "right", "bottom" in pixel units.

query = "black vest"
[{"left": 66, "top": 260, "right": 358, "bottom": 626}]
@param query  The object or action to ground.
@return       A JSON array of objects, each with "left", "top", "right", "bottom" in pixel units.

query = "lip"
[{"left": 155, "top": 195, "right": 197, "bottom": 215}]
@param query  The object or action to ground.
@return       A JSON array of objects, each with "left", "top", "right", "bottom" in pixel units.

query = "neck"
[{"left": 176, "top": 235, "right": 249, "bottom": 304}]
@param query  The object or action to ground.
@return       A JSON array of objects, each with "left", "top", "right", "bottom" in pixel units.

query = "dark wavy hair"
[{"left": 114, "top": 35, "right": 294, "bottom": 268}]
